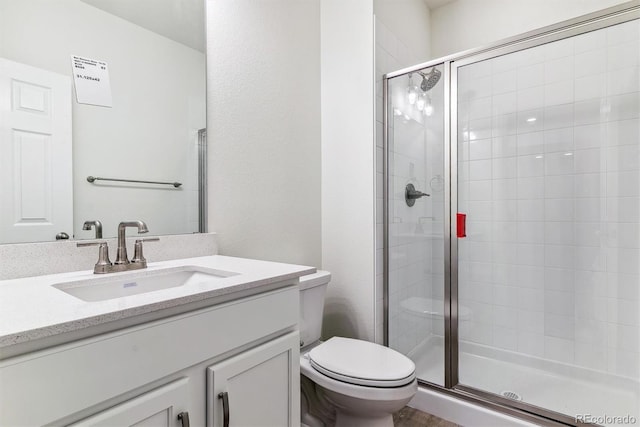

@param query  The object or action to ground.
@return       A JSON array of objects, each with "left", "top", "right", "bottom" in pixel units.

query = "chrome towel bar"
[{"left": 87, "top": 176, "right": 182, "bottom": 188}]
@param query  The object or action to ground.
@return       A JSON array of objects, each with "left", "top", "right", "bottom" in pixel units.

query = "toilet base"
[{"left": 335, "top": 411, "right": 393, "bottom": 427}]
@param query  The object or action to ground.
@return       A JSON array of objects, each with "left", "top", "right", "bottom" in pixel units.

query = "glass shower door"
[
  {"left": 454, "top": 19, "right": 640, "bottom": 424},
  {"left": 386, "top": 64, "right": 446, "bottom": 386}
]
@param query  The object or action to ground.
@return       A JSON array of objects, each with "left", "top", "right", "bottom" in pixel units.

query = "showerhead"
[{"left": 419, "top": 68, "right": 441, "bottom": 92}]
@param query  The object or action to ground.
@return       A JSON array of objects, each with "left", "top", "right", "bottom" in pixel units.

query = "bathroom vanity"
[{"left": 0, "top": 255, "right": 314, "bottom": 426}]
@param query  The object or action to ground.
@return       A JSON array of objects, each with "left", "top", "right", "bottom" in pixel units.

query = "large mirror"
[{"left": 0, "top": 0, "right": 206, "bottom": 244}]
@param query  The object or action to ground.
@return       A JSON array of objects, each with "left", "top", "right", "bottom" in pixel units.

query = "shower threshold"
[{"left": 409, "top": 336, "right": 639, "bottom": 427}]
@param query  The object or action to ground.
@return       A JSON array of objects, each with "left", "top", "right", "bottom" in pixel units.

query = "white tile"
[
  {"left": 545, "top": 198, "right": 574, "bottom": 222},
  {"left": 517, "top": 109, "right": 544, "bottom": 133},
  {"left": 493, "top": 263, "right": 518, "bottom": 285},
  {"left": 545, "top": 175, "right": 574, "bottom": 199},
  {"left": 607, "top": 171, "right": 640, "bottom": 197},
  {"left": 494, "top": 284, "right": 518, "bottom": 307},
  {"left": 518, "top": 310, "right": 545, "bottom": 334},
  {"left": 516, "top": 243, "right": 544, "bottom": 266},
  {"left": 469, "top": 138, "right": 492, "bottom": 160},
  {"left": 517, "top": 131, "right": 544, "bottom": 155},
  {"left": 545, "top": 221, "right": 574, "bottom": 245},
  {"left": 492, "top": 157, "right": 517, "bottom": 179},
  {"left": 493, "top": 326, "right": 518, "bottom": 351},
  {"left": 574, "top": 99, "right": 605, "bottom": 126},
  {"left": 469, "top": 96, "right": 492, "bottom": 120},
  {"left": 518, "top": 287, "right": 544, "bottom": 310},
  {"left": 607, "top": 20, "right": 640, "bottom": 46},
  {"left": 574, "top": 148, "right": 602, "bottom": 174},
  {"left": 492, "top": 221, "right": 517, "bottom": 243},
  {"left": 574, "top": 48, "right": 606, "bottom": 77},
  {"left": 545, "top": 152, "right": 574, "bottom": 175},
  {"left": 545, "top": 268, "right": 574, "bottom": 293},
  {"left": 492, "top": 53, "right": 519, "bottom": 73},
  {"left": 608, "top": 298, "right": 640, "bottom": 326},
  {"left": 492, "top": 179, "right": 516, "bottom": 200},
  {"left": 517, "top": 63, "right": 545, "bottom": 89},
  {"left": 517, "top": 200, "right": 544, "bottom": 222},
  {"left": 544, "top": 336, "right": 574, "bottom": 364},
  {"left": 545, "top": 245, "right": 575, "bottom": 269},
  {"left": 544, "top": 103, "right": 574, "bottom": 130},
  {"left": 574, "top": 341, "right": 607, "bottom": 371},
  {"left": 606, "top": 118, "right": 639, "bottom": 147},
  {"left": 491, "top": 242, "right": 518, "bottom": 264},
  {"left": 492, "top": 71, "right": 517, "bottom": 94},
  {"left": 469, "top": 180, "right": 492, "bottom": 201},
  {"left": 517, "top": 176, "right": 544, "bottom": 199},
  {"left": 469, "top": 159, "right": 492, "bottom": 180},
  {"left": 607, "top": 348, "right": 640, "bottom": 378},
  {"left": 492, "top": 92, "right": 516, "bottom": 116},
  {"left": 575, "top": 318, "right": 607, "bottom": 344},
  {"left": 493, "top": 306, "right": 518, "bottom": 328},
  {"left": 575, "top": 29, "right": 606, "bottom": 53},
  {"left": 574, "top": 222, "right": 602, "bottom": 247},
  {"left": 607, "top": 41, "right": 640, "bottom": 71},
  {"left": 469, "top": 261, "right": 493, "bottom": 282},
  {"left": 492, "top": 200, "right": 517, "bottom": 221},
  {"left": 607, "top": 272, "right": 640, "bottom": 300},
  {"left": 513, "top": 46, "right": 546, "bottom": 67},
  {"left": 517, "top": 265, "right": 544, "bottom": 289},
  {"left": 609, "top": 92, "right": 640, "bottom": 121},
  {"left": 468, "top": 117, "right": 492, "bottom": 140},
  {"left": 574, "top": 173, "right": 603, "bottom": 198},
  {"left": 574, "top": 197, "right": 602, "bottom": 222},
  {"left": 574, "top": 73, "right": 606, "bottom": 102},
  {"left": 517, "top": 331, "right": 545, "bottom": 357},
  {"left": 517, "top": 154, "right": 545, "bottom": 177},
  {"left": 517, "top": 87, "right": 544, "bottom": 111},
  {"left": 606, "top": 247, "right": 640, "bottom": 275},
  {"left": 492, "top": 113, "right": 517, "bottom": 137},
  {"left": 544, "top": 81, "right": 573, "bottom": 107},
  {"left": 608, "top": 323, "right": 640, "bottom": 353},
  {"left": 607, "top": 66, "right": 640, "bottom": 96},
  {"left": 607, "top": 144, "right": 640, "bottom": 173},
  {"left": 606, "top": 196, "right": 640, "bottom": 222},
  {"left": 545, "top": 56, "right": 573, "bottom": 84},
  {"left": 544, "top": 313, "right": 575, "bottom": 340},
  {"left": 492, "top": 135, "right": 517, "bottom": 158},
  {"left": 574, "top": 123, "right": 605, "bottom": 150},
  {"left": 517, "top": 220, "right": 544, "bottom": 242},
  {"left": 575, "top": 246, "right": 606, "bottom": 272}
]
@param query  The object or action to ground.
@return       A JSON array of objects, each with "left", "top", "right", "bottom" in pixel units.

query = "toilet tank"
[{"left": 299, "top": 270, "right": 331, "bottom": 348}]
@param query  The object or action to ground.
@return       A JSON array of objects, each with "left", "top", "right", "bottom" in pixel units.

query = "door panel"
[{"left": 0, "top": 58, "right": 72, "bottom": 242}]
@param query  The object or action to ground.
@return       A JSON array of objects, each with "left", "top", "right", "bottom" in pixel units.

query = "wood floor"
[{"left": 393, "top": 406, "right": 460, "bottom": 427}]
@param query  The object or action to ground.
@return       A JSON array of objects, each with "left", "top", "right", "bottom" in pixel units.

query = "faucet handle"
[
  {"left": 131, "top": 237, "right": 159, "bottom": 265},
  {"left": 77, "top": 241, "right": 113, "bottom": 274}
]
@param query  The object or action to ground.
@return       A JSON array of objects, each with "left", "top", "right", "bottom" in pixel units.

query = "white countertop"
[{"left": 0, "top": 255, "right": 315, "bottom": 353}]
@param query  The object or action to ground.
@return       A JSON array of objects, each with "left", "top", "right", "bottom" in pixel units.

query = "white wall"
[
  {"left": 321, "top": 0, "right": 376, "bottom": 341},
  {"left": 430, "top": 0, "right": 631, "bottom": 59},
  {"left": 206, "top": 0, "right": 321, "bottom": 267},
  {"left": 0, "top": 0, "right": 205, "bottom": 240},
  {"left": 374, "top": 0, "right": 432, "bottom": 66}
]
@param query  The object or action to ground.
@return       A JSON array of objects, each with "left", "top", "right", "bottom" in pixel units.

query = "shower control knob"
[{"left": 405, "top": 183, "right": 430, "bottom": 207}]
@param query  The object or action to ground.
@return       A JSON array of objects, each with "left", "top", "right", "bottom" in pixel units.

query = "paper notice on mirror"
[{"left": 70, "top": 55, "right": 112, "bottom": 107}]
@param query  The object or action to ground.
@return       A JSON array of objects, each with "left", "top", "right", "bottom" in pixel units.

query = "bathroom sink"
[{"left": 52, "top": 266, "right": 239, "bottom": 302}]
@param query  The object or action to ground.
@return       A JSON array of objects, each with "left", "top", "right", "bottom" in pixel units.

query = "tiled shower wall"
[{"left": 457, "top": 19, "right": 640, "bottom": 378}]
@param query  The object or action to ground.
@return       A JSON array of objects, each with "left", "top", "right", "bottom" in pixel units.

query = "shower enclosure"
[{"left": 383, "top": 3, "right": 640, "bottom": 426}]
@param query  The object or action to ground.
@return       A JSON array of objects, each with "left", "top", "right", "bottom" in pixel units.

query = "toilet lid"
[{"left": 308, "top": 337, "right": 415, "bottom": 387}]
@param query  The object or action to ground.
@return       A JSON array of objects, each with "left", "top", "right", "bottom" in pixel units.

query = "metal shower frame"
[{"left": 382, "top": 2, "right": 640, "bottom": 426}]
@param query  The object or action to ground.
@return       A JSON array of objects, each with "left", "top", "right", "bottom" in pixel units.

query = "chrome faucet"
[
  {"left": 115, "top": 220, "right": 149, "bottom": 265},
  {"left": 82, "top": 220, "right": 103, "bottom": 239},
  {"left": 77, "top": 220, "right": 159, "bottom": 274}
]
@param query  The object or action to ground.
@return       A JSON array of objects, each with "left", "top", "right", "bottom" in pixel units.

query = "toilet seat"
[{"left": 308, "top": 337, "right": 415, "bottom": 387}]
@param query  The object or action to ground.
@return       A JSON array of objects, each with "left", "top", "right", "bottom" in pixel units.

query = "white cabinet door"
[
  {"left": 70, "top": 378, "right": 192, "bottom": 427},
  {"left": 207, "top": 332, "right": 300, "bottom": 427},
  {"left": 0, "top": 58, "right": 73, "bottom": 243}
]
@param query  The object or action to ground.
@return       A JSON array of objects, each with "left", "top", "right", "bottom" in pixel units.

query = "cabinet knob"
[
  {"left": 218, "top": 392, "right": 230, "bottom": 427},
  {"left": 177, "top": 411, "right": 190, "bottom": 427}
]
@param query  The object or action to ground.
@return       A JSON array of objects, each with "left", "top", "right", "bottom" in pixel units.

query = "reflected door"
[{"left": 0, "top": 58, "right": 72, "bottom": 242}]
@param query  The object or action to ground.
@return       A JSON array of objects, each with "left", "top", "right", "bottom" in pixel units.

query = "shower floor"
[{"left": 410, "top": 336, "right": 639, "bottom": 427}]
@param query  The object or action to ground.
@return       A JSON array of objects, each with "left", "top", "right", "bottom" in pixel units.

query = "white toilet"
[{"left": 299, "top": 271, "right": 417, "bottom": 427}]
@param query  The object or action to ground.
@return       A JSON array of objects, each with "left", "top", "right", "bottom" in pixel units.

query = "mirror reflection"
[{"left": 0, "top": 0, "right": 206, "bottom": 244}]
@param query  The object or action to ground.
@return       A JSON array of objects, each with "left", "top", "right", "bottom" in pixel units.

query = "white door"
[
  {"left": 70, "top": 378, "right": 191, "bottom": 427},
  {"left": 207, "top": 332, "right": 300, "bottom": 427},
  {"left": 0, "top": 58, "right": 72, "bottom": 243}
]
